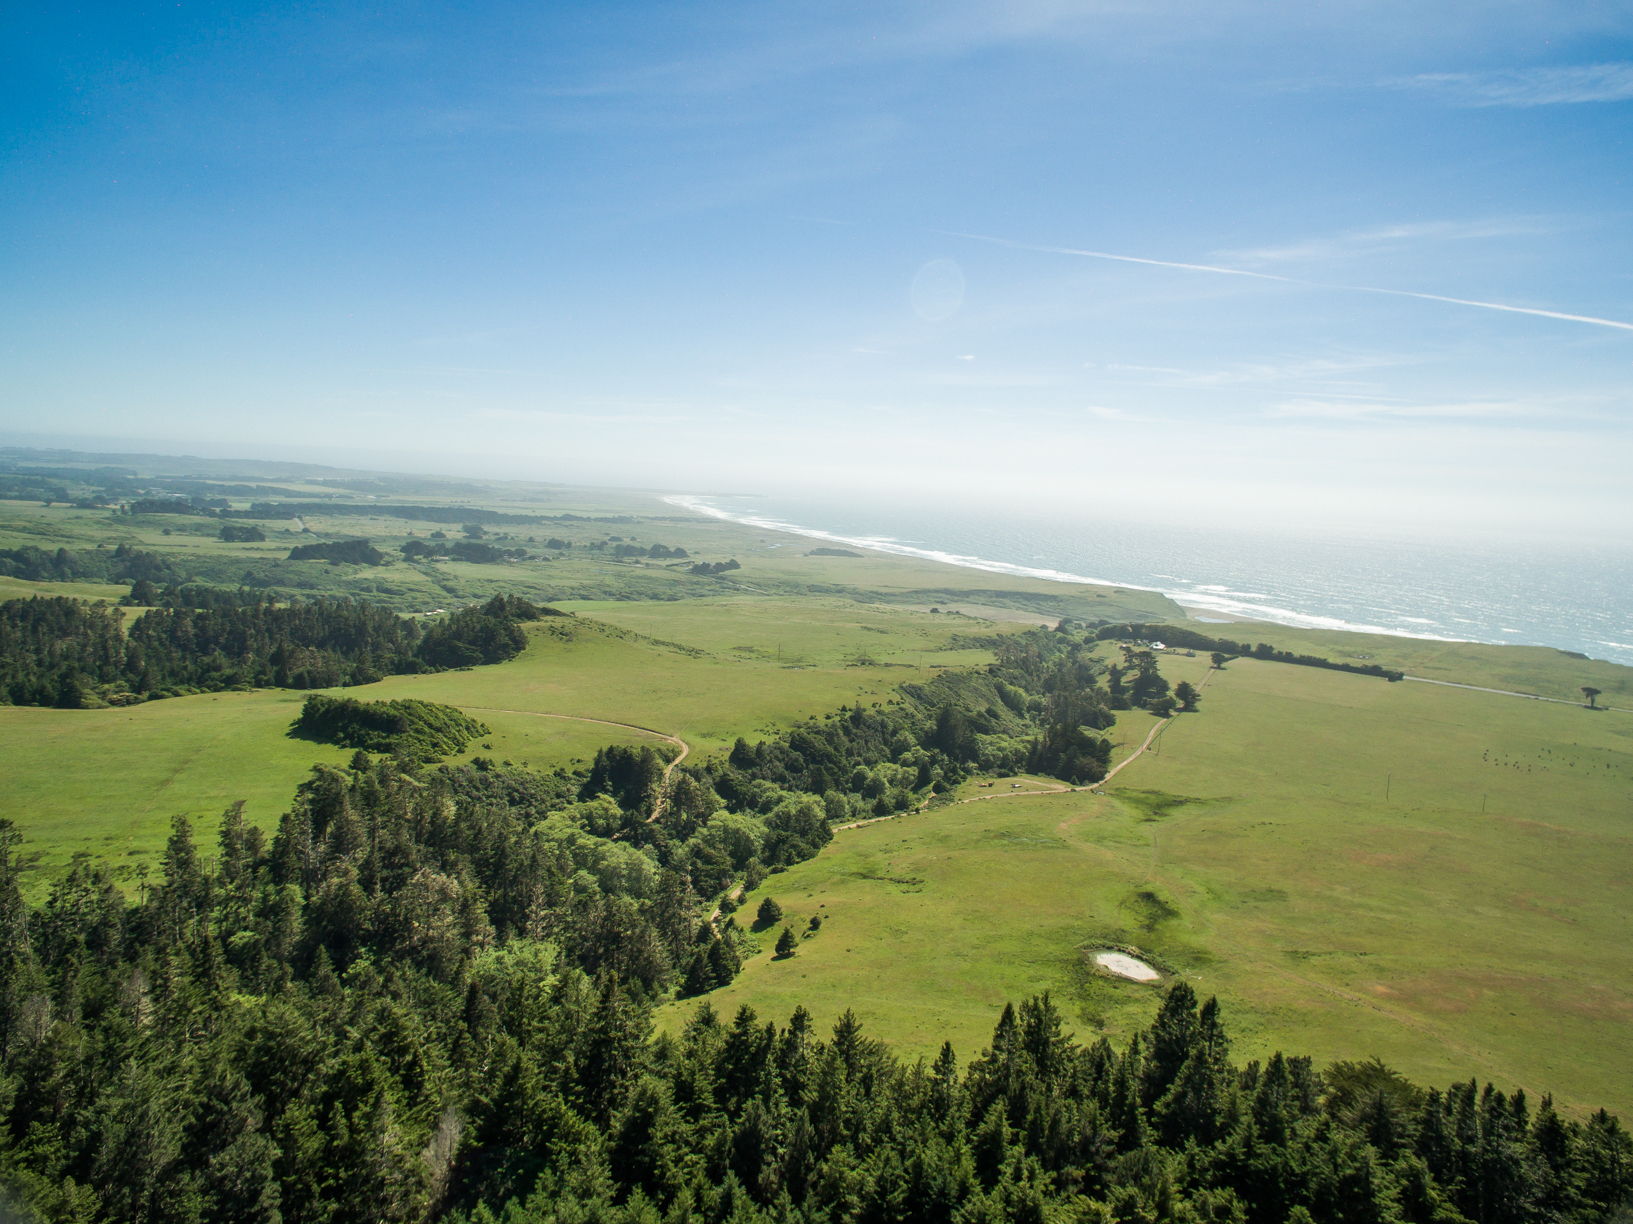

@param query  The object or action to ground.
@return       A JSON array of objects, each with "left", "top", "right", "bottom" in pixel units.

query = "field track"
[
  {"left": 457, "top": 705, "right": 690, "bottom": 817},
  {"left": 1404, "top": 674, "right": 1631, "bottom": 712}
]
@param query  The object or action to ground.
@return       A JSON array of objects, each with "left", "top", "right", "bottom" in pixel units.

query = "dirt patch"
[{"left": 1095, "top": 952, "right": 1160, "bottom": 981}]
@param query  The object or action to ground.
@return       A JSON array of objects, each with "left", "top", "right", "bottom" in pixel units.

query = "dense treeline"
[
  {"left": 0, "top": 763, "right": 1625, "bottom": 1223},
  {"left": 418, "top": 595, "right": 559, "bottom": 669},
  {"left": 286, "top": 539, "right": 386, "bottom": 566},
  {"left": 0, "top": 542, "right": 184, "bottom": 586},
  {"left": 0, "top": 598, "right": 128, "bottom": 709},
  {"left": 402, "top": 540, "right": 533, "bottom": 564},
  {"left": 678, "top": 626, "right": 1120, "bottom": 818},
  {"left": 610, "top": 543, "right": 688, "bottom": 559},
  {"left": 226, "top": 502, "right": 553, "bottom": 526},
  {"left": 1097, "top": 624, "right": 1405, "bottom": 682},
  {"left": 0, "top": 593, "right": 550, "bottom": 706},
  {"left": 0, "top": 474, "right": 71, "bottom": 502},
  {"left": 122, "top": 582, "right": 270, "bottom": 609}
]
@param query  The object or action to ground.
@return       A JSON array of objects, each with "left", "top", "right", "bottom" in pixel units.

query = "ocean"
[{"left": 665, "top": 493, "right": 1633, "bottom": 668}]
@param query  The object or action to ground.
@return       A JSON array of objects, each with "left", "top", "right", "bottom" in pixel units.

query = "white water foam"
[{"left": 663, "top": 493, "right": 1468, "bottom": 644}]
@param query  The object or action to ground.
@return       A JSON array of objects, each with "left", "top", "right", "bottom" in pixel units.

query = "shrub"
[{"left": 295, "top": 694, "right": 488, "bottom": 761}]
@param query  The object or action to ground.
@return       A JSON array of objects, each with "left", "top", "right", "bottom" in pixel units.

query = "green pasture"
[
  {"left": 1, "top": 692, "right": 354, "bottom": 897},
  {"left": 557, "top": 595, "right": 1017, "bottom": 671},
  {"left": 665, "top": 652, "right": 1633, "bottom": 1118},
  {"left": 0, "top": 575, "right": 133, "bottom": 603},
  {"left": 358, "top": 607, "right": 1000, "bottom": 758},
  {"left": 1159, "top": 616, "right": 1629, "bottom": 706},
  {"left": 0, "top": 598, "right": 1008, "bottom": 895}
]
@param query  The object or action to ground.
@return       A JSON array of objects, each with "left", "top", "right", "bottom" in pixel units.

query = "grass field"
[
  {"left": 0, "top": 599, "right": 1028, "bottom": 896},
  {"left": 1160, "top": 619, "right": 1632, "bottom": 706},
  {"left": 0, "top": 575, "right": 133, "bottom": 603},
  {"left": 0, "top": 493, "right": 1184, "bottom": 624},
  {"left": 664, "top": 651, "right": 1633, "bottom": 1118},
  {"left": 7, "top": 474, "right": 1633, "bottom": 1118}
]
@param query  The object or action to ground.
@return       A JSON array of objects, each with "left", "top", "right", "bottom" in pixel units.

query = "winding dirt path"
[
  {"left": 708, "top": 882, "right": 744, "bottom": 924},
  {"left": 457, "top": 706, "right": 690, "bottom": 819},
  {"left": 834, "top": 666, "right": 1223, "bottom": 831}
]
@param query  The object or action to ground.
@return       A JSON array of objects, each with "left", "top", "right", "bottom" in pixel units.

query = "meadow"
[
  {"left": 0, "top": 593, "right": 1031, "bottom": 895},
  {"left": 669, "top": 649, "right": 1633, "bottom": 1118},
  {"left": 0, "top": 494, "right": 1181, "bottom": 625},
  {"left": 1164, "top": 617, "right": 1632, "bottom": 707},
  {"left": 5, "top": 466, "right": 1632, "bottom": 1121}
]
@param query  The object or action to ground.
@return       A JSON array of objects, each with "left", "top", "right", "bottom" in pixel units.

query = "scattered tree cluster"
[
  {"left": 1108, "top": 645, "right": 1173, "bottom": 715},
  {"left": 689, "top": 560, "right": 741, "bottom": 576},
  {"left": 219, "top": 523, "right": 266, "bottom": 543}
]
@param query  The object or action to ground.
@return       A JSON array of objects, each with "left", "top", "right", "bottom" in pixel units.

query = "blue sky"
[{"left": 3, "top": 1, "right": 1630, "bottom": 536}]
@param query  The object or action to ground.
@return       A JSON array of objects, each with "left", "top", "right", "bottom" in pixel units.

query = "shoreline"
[{"left": 664, "top": 492, "right": 1483, "bottom": 650}]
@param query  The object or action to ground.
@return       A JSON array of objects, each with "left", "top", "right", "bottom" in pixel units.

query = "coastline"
[{"left": 664, "top": 492, "right": 1473, "bottom": 647}]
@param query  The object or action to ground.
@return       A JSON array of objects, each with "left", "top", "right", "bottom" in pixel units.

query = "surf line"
[{"left": 661, "top": 493, "right": 1470, "bottom": 647}]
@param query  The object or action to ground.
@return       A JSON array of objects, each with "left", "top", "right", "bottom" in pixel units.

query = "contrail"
[
  {"left": 1349, "top": 286, "right": 1633, "bottom": 332},
  {"left": 945, "top": 230, "right": 1633, "bottom": 333},
  {"left": 945, "top": 231, "right": 1300, "bottom": 284}
]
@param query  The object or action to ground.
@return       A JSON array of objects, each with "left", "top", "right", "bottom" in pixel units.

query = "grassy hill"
[
  {"left": 0, "top": 596, "right": 1033, "bottom": 896},
  {"left": 671, "top": 647, "right": 1633, "bottom": 1117}
]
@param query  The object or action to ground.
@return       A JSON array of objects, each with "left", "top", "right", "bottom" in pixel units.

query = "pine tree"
[
  {"left": 756, "top": 896, "right": 783, "bottom": 928},
  {"left": 775, "top": 926, "right": 798, "bottom": 958}
]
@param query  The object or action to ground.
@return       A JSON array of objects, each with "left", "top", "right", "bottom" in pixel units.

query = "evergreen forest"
[
  {"left": 0, "top": 753, "right": 1627, "bottom": 1224},
  {"left": 0, "top": 594, "right": 547, "bottom": 707}
]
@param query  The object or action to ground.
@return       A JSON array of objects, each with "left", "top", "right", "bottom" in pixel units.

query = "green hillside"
[{"left": 671, "top": 648, "right": 1633, "bottom": 1118}]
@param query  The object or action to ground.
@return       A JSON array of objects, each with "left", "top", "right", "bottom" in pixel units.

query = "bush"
[
  {"left": 286, "top": 539, "right": 384, "bottom": 566},
  {"left": 295, "top": 694, "right": 488, "bottom": 761}
]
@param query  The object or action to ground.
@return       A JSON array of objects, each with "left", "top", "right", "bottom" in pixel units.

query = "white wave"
[{"left": 661, "top": 494, "right": 1472, "bottom": 645}]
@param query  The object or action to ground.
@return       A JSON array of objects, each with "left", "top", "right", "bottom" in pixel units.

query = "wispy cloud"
[
  {"left": 951, "top": 230, "right": 1633, "bottom": 332},
  {"left": 1386, "top": 62, "right": 1633, "bottom": 107},
  {"left": 1215, "top": 218, "right": 1547, "bottom": 266},
  {"left": 945, "top": 229, "right": 1296, "bottom": 283}
]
